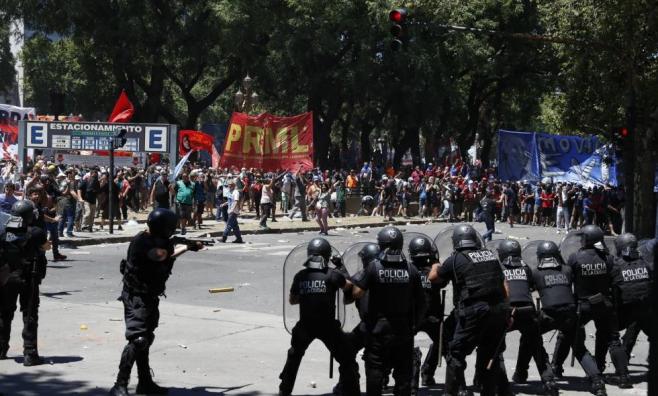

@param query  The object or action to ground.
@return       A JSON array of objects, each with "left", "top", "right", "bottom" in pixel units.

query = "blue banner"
[
  {"left": 498, "top": 130, "right": 618, "bottom": 186},
  {"left": 497, "top": 130, "right": 539, "bottom": 182}
]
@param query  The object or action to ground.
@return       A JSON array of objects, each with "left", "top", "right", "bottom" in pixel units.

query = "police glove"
[{"left": 330, "top": 255, "right": 344, "bottom": 268}]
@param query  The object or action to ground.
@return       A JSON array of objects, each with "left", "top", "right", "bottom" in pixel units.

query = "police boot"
[
  {"left": 590, "top": 379, "right": 607, "bottom": 396},
  {"left": 617, "top": 373, "right": 632, "bottom": 389},
  {"left": 512, "top": 369, "right": 527, "bottom": 384},
  {"left": 136, "top": 353, "right": 168, "bottom": 395},
  {"left": 551, "top": 363, "right": 563, "bottom": 379},
  {"left": 23, "top": 350, "right": 44, "bottom": 367},
  {"left": 421, "top": 374, "right": 437, "bottom": 387},
  {"left": 108, "top": 383, "right": 130, "bottom": 396}
]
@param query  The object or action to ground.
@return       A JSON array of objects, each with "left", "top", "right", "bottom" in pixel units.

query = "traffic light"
[{"left": 389, "top": 8, "right": 408, "bottom": 51}]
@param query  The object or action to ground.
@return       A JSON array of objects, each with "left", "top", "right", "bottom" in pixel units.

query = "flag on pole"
[
  {"left": 173, "top": 150, "right": 194, "bottom": 179},
  {"left": 108, "top": 90, "right": 135, "bottom": 123}
]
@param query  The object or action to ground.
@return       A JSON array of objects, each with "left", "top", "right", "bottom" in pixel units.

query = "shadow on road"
[
  {"left": 11, "top": 355, "right": 84, "bottom": 365},
  {"left": 0, "top": 370, "right": 99, "bottom": 395}
]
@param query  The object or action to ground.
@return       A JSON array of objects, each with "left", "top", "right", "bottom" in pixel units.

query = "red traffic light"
[
  {"left": 389, "top": 8, "right": 407, "bottom": 24},
  {"left": 619, "top": 127, "right": 629, "bottom": 137}
]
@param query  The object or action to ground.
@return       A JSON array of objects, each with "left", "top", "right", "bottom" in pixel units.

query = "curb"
[{"left": 60, "top": 218, "right": 443, "bottom": 247}]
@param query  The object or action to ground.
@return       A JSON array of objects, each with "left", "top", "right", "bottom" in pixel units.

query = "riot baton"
[
  {"left": 488, "top": 307, "right": 515, "bottom": 370},
  {"left": 535, "top": 297, "right": 542, "bottom": 369},
  {"left": 570, "top": 304, "right": 581, "bottom": 367},
  {"left": 25, "top": 257, "right": 39, "bottom": 337},
  {"left": 437, "top": 289, "right": 447, "bottom": 367}
]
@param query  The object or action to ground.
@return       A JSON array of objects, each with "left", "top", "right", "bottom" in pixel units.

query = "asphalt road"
[{"left": 1, "top": 221, "right": 650, "bottom": 395}]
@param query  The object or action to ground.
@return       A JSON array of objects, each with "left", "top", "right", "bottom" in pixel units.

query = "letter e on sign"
[
  {"left": 27, "top": 122, "right": 48, "bottom": 147},
  {"left": 145, "top": 126, "right": 168, "bottom": 152}
]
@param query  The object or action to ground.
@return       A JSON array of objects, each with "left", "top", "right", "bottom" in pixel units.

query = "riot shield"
[
  {"left": 521, "top": 240, "right": 544, "bottom": 270},
  {"left": 403, "top": 232, "right": 437, "bottom": 262},
  {"left": 485, "top": 239, "right": 505, "bottom": 260},
  {"left": 433, "top": 225, "right": 485, "bottom": 261},
  {"left": 283, "top": 242, "right": 341, "bottom": 335},
  {"left": 638, "top": 239, "right": 655, "bottom": 267},
  {"left": 559, "top": 230, "right": 583, "bottom": 263},
  {"left": 341, "top": 241, "right": 374, "bottom": 331}
]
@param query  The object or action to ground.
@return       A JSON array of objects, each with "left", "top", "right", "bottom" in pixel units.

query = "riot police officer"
[
  {"left": 352, "top": 226, "right": 426, "bottom": 396},
  {"left": 109, "top": 208, "right": 203, "bottom": 396},
  {"left": 529, "top": 241, "right": 607, "bottom": 395},
  {"left": 0, "top": 200, "right": 49, "bottom": 366},
  {"left": 407, "top": 236, "right": 443, "bottom": 389},
  {"left": 610, "top": 233, "right": 652, "bottom": 359},
  {"left": 430, "top": 224, "right": 508, "bottom": 396},
  {"left": 498, "top": 239, "right": 558, "bottom": 395},
  {"left": 279, "top": 237, "right": 359, "bottom": 396},
  {"left": 552, "top": 225, "right": 631, "bottom": 389}
]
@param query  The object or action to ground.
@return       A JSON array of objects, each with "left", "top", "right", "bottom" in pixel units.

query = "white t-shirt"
[
  {"left": 228, "top": 189, "right": 241, "bottom": 215},
  {"left": 260, "top": 185, "right": 272, "bottom": 204}
]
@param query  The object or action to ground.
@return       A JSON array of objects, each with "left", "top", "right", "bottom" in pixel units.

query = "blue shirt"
[{"left": 0, "top": 193, "right": 18, "bottom": 213}]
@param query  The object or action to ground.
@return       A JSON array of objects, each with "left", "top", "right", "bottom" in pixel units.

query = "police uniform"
[
  {"left": 110, "top": 208, "right": 186, "bottom": 396},
  {"left": 436, "top": 225, "right": 508, "bottom": 396},
  {"left": 0, "top": 201, "right": 47, "bottom": 366},
  {"left": 499, "top": 240, "right": 557, "bottom": 395},
  {"left": 552, "top": 234, "right": 631, "bottom": 387},
  {"left": 609, "top": 234, "right": 652, "bottom": 359},
  {"left": 353, "top": 227, "right": 426, "bottom": 396},
  {"left": 279, "top": 254, "right": 358, "bottom": 396},
  {"left": 529, "top": 241, "right": 606, "bottom": 395}
]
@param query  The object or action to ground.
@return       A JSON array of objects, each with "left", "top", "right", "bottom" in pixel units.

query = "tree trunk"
[
  {"left": 632, "top": 111, "right": 657, "bottom": 238},
  {"left": 360, "top": 123, "right": 373, "bottom": 164}
]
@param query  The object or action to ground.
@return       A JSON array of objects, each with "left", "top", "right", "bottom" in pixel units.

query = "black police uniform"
[
  {"left": 610, "top": 247, "right": 652, "bottom": 358},
  {"left": 437, "top": 247, "right": 508, "bottom": 396},
  {"left": 111, "top": 230, "right": 175, "bottom": 395},
  {"left": 501, "top": 254, "right": 556, "bottom": 391},
  {"left": 0, "top": 205, "right": 47, "bottom": 365},
  {"left": 479, "top": 197, "right": 496, "bottom": 242},
  {"left": 409, "top": 257, "right": 443, "bottom": 387},
  {"left": 552, "top": 247, "right": 630, "bottom": 382},
  {"left": 354, "top": 251, "right": 426, "bottom": 396},
  {"left": 279, "top": 264, "right": 358, "bottom": 396}
]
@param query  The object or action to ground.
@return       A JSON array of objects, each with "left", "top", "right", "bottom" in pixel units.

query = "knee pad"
[{"left": 131, "top": 336, "right": 149, "bottom": 352}]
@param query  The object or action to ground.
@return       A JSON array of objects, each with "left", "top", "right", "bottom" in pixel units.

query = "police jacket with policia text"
[
  {"left": 531, "top": 262, "right": 575, "bottom": 309},
  {"left": 411, "top": 260, "right": 443, "bottom": 323},
  {"left": 610, "top": 255, "right": 652, "bottom": 305},
  {"left": 290, "top": 267, "right": 345, "bottom": 323},
  {"left": 501, "top": 257, "right": 534, "bottom": 306},
  {"left": 437, "top": 248, "right": 506, "bottom": 307},
  {"left": 121, "top": 231, "right": 175, "bottom": 296},
  {"left": 567, "top": 248, "right": 614, "bottom": 301},
  {"left": 353, "top": 252, "right": 426, "bottom": 335},
  {"left": 1, "top": 224, "right": 48, "bottom": 283}
]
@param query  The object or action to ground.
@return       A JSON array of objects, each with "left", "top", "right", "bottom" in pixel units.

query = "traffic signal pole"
[{"left": 109, "top": 144, "right": 115, "bottom": 234}]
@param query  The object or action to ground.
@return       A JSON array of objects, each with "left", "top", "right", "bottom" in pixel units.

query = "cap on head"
[
  {"left": 377, "top": 226, "right": 404, "bottom": 250},
  {"left": 452, "top": 224, "right": 479, "bottom": 250},
  {"left": 147, "top": 208, "right": 179, "bottom": 239}
]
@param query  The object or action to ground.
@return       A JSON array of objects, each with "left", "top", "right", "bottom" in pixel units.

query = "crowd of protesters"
[{"left": 0, "top": 156, "right": 626, "bottom": 254}]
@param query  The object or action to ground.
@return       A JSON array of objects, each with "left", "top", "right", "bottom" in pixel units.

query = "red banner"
[
  {"left": 179, "top": 130, "right": 214, "bottom": 156},
  {"left": 219, "top": 112, "right": 313, "bottom": 171}
]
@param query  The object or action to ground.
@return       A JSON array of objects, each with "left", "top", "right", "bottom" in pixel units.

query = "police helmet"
[
  {"left": 614, "top": 233, "right": 639, "bottom": 259},
  {"left": 306, "top": 237, "right": 332, "bottom": 269},
  {"left": 452, "top": 224, "right": 479, "bottom": 250},
  {"left": 358, "top": 243, "right": 380, "bottom": 268},
  {"left": 537, "top": 241, "right": 561, "bottom": 269},
  {"left": 377, "top": 226, "right": 404, "bottom": 250},
  {"left": 581, "top": 225, "right": 604, "bottom": 248},
  {"left": 147, "top": 208, "right": 179, "bottom": 239},
  {"left": 409, "top": 236, "right": 434, "bottom": 259},
  {"left": 27, "top": 226, "right": 48, "bottom": 248},
  {"left": 498, "top": 239, "right": 521, "bottom": 262},
  {"left": 11, "top": 200, "right": 35, "bottom": 227}
]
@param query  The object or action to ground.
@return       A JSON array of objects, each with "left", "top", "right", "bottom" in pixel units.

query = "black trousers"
[
  {"left": 417, "top": 318, "right": 442, "bottom": 380},
  {"left": 617, "top": 303, "right": 653, "bottom": 358},
  {"left": 0, "top": 276, "right": 39, "bottom": 354},
  {"left": 364, "top": 326, "right": 414, "bottom": 396},
  {"left": 510, "top": 305, "right": 554, "bottom": 383},
  {"left": 553, "top": 301, "right": 629, "bottom": 376},
  {"left": 115, "top": 289, "right": 161, "bottom": 385},
  {"left": 279, "top": 319, "right": 358, "bottom": 395},
  {"left": 445, "top": 302, "right": 507, "bottom": 396},
  {"left": 541, "top": 306, "right": 601, "bottom": 381}
]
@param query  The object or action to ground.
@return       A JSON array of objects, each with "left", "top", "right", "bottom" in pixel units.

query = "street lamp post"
[{"left": 234, "top": 74, "right": 259, "bottom": 113}]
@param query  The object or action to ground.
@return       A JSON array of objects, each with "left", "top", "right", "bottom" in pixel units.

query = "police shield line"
[{"left": 281, "top": 224, "right": 653, "bottom": 396}]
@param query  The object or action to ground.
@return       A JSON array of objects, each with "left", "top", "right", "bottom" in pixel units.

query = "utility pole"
[{"left": 109, "top": 129, "right": 127, "bottom": 234}]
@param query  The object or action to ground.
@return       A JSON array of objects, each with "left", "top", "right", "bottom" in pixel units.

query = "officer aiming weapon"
[{"left": 170, "top": 235, "right": 215, "bottom": 250}]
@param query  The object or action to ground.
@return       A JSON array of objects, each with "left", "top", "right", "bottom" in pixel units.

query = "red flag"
[{"left": 108, "top": 90, "right": 134, "bottom": 123}]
